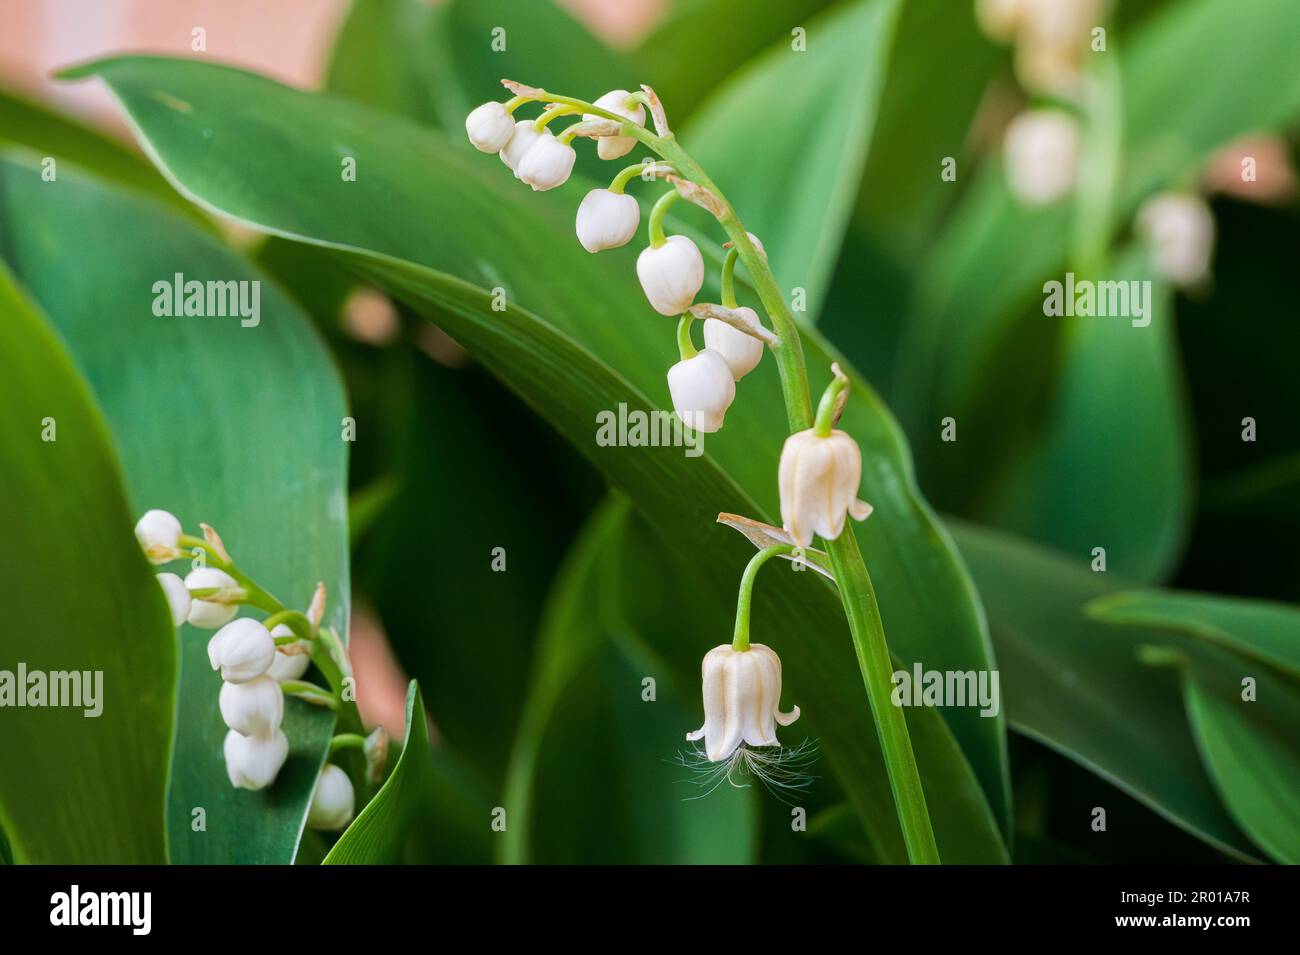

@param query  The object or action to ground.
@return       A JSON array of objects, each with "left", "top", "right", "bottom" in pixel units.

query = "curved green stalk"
[
  {"left": 732, "top": 545, "right": 796, "bottom": 650},
  {"left": 720, "top": 247, "right": 740, "bottom": 309},
  {"left": 676, "top": 315, "right": 698, "bottom": 360}
]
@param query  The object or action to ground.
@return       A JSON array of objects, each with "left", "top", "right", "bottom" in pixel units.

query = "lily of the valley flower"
[
  {"left": 637, "top": 235, "right": 704, "bottom": 315},
  {"left": 135, "top": 509, "right": 182, "bottom": 564},
  {"left": 307, "top": 763, "right": 356, "bottom": 831},
  {"left": 778, "top": 428, "right": 873, "bottom": 548},
  {"left": 584, "top": 89, "right": 646, "bottom": 161},
  {"left": 184, "top": 567, "right": 241, "bottom": 628},
  {"left": 575, "top": 188, "right": 640, "bottom": 252},
  {"left": 703, "top": 309, "right": 764, "bottom": 381},
  {"left": 517, "top": 135, "right": 577, "bottom": 191},
  {"left": 156, "top": 572, "right": 191, "bottom": 627},
  {"left": 1136, "top": 192, "right": 1215, "bottom": 287},
  {"left": 219, "top": 674, "right": 284, "bottom": 737},
  {"left": 499, "top": 120, "right": 545, "bottom": 173},
  {"left": 265, "top": 623, "right": 312, "bottom": 682},
  {"left": 1003, "top": 108, "right": 1079, "bottom": 206},
  {"left": 687, "top": 644, "right": 800, "bottom": 762},
  {"left": 207, "top": 617, "right": 276, "bottom": 683},
  {"left": 223, "top": 727, "right": 289, "bottom": 791},
  {"left": 465, "top": 101, "right": 516, "bottom": 153},
  {"left": 668, "top": 348, "right": 735, "bottom": 434}
]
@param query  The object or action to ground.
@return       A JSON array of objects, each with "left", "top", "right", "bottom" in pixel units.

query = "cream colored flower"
[
  {"left": 778, "top": 428, "right": 873, "bottom": 548},
  {"left": 219, "top": 674, "right": 284, "bottom": 737},
  {"left": 307, "top": 763, "right": 356, "bottom": 831},
  {"left": 223, "top": 728, "right": 289, "bottom": 790},
  {"left": 686, "top": 644, "right": 800, "bottom": 762},
  {"left": 1003, "top": 108, "right": 1080, "bottom": 205},
  {"left": 1136, "top": 192, "right": 1216, "bottom": 287},
  {"left": 584, "top": 89, "right": 646, "bottom": 161},
  {"left": 135, "top": 509, "right": 182, "bottom": 564},
  {"left": 667, "top": 349, "right": 735, "bottom": 433}
]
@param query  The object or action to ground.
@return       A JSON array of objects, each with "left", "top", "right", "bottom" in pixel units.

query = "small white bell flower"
[
  {"left": 465, "top": 101, "right": 515, "bottom": 153},
  {"left": 219, "top": 674, "right": 284, "bottom": 737},
  {"left": 207, "top": 617, "right": 276, "bottom": 684},
  {"left": 1002, "top": 108, "right": 1079, "bottom": 205},
  {"left": 1136, "top": 192, "right": 1215, "bottom": 287},
  {"left": 307, "top": 763, "right": 356, "bottom": 831},
  {"left": 637, "top": 235, "right": 705, "bottom": 315},
  {"left": 223, "top": 727, "right": 289, "bottom": 791},
  {"left": 975, "top": 0, "right": 1027, "bottom": 42},
  {"left": 687, "top": 644, "right": 800, "bottom": 762},
  {"left": 584, "top": 89, "right": 646, "bottom": 161},
  {"left": 703, "top": 310, "right": 764, "bottom": 381},
  {"left": 575, "top": 188, "right": 640, "bottom": 253},
  {"left": 517, "top": 135, "right": 576, "bottom": 192},
  {"left": 265, "top": 624, "right": 312, "bottom": 682},
  {"left": 778, "top": 428, "right": 873, "bottom": 548},
  {"left": 499, "top": 120, "right": 544, "bottom": 174},
  {"left": 135, "top": 509, "right": 182, "bottom": 564},
  {"left": 183, "top": 567, "right": 240, "bottom": 629},
  {"left": 156, "top": 572, "right": 191, "bottom": 627},
  {"left": 667, "top": 348, "right": 735, "bottom": 434}
]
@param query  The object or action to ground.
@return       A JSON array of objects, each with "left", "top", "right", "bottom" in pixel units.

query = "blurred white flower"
[
  {"left": 575, "top": 188, "right": 640, "bottom": 252},
  {"left": 517, "top": 135, "right": 576, "bottom": 191},
  {"left": 207, "top": 617, "right": 276, "bottom": 684},
  {"left": 307, "top": 764, "right": 356, "bottom": 831},
  {"left": 135, "top": 509, "right": 182, "bottom": 564},
  {"left": 636, "top": 235, "right": 705, "bottom": 315},
  {"left": 585, "top": 89, "right": 646, "bottom": 160},
  {"left": 975, "top": 0, "right": 1027, "bottom": 42},
  {"left": 219, "top": 674, "right": 284, "bottom": 737},
  {"left": 156, "top": 572, "right": 191, "bottom": 627},
  {"left": 184, "top": 567, "right": 241, "bottom": 629},
  {"left": 778, "top": 429, "right": 873, "bottom": 548},
  {"left": 1136, "top": 192, "right": 1216, "bottom": 287},
  {"left": 223, "top": 727, "right": 289, "bottom": 791},
  {"left": 687, "top": 644, "right": 800, "bottom": 762},
  {"left": 667, "top": 349, "right": 735, "bottom": 434},
  {"left": 465, "top": 101, "right": 516, "bottom": 153},
  {"left": 703, "top": 310, "right": 764, "bottom": 381},
  {"left": 1003, "top": 108, "right": 1080, "bottom": 205}
]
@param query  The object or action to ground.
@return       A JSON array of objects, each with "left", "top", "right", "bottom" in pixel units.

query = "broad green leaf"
[
  {"left": 71, "top": 55, "right": 1010, "bottom": 857},
  {"left": 0, "top": 265, "right": 175, "bottom": 863},
  {"left": 950, "top": 519, "right": 1258, "bottom": 860},
  {"left": 0, "top": 155, "right": 349, "bottom": 864},
  {"left": 326, "top": 681, "right": 490, "bottom": 863}
]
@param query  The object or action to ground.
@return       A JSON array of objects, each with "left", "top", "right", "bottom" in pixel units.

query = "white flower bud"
[
  {"left": 465, "top": 101, "right": 515, "bottom": 153},
  {"left": 156, "top": 572, "right": 191, "bottom": 627},
  {"left": 265, "top": 624, "right": 312, "bottom": 682},
  {"left": 636, "top": 235, "right": 705, "bottom": 315},
  {"left": 778, "top": 428, "right": 873, "bottom": 547},
  {"left": 517, "top": 134, "right": 576, "bottom": 191},
  {"left": 1136, "top": 192, "right": 1215, "bottom": 287},
  {"left": 207, "top": 617, "right": 276, "bottom": 683},
  {"left": 219, "top": 674, "right": 284, "bottom": 736},
  {"left": 135, "top": 509, "right": 182, "bottom": 564},
  {"left": 703, "top": 310, "right": 764, "bottom": 380},
  {"left": 307, "top": 764, "right": 356, "bottom": 831},
  {"left": 575, "top": 188, "right": 640, "bottom": 253},
  {"left": 223, "top": 727, "right": 289, "bottom": 790},
  {"left": 667, "top": 349, "right": 735, "bottom": 434},
  {"left": 499, "top": 120, "right": 543, "bottom": 173},
  {"left": 184, "top": 567, "right": 240, "bottom": 629},
  {"left": 1003, "top": 108, "right": 1079, "bottom": 205},
  {"left": 687, "top": 644, "right": 799, "bottom": 762},
  {"left": 584, "top": 89, "right": 646, "bottom": 161}
]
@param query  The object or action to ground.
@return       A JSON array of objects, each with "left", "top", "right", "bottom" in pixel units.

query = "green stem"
[
  {"left": 503, "top": 94, "right": 530, "bottom": 113},
  {"left": 177, "top": 534, "right": 284, "bottom": 615},
  {"left": 609, "top": 161, "right": 674, "bottom": 194},
  {"left": 330, "top": 733, "right": 367, "bottom": 755},
  {"left": 264, "top": 610, "right": 315, "bottom": 643},
  {"left": 813, "top": 368, "right": 848, "bottom": 437},
  {"left": 676, "top": 315, "right": 698, "bottom": 360},
  {"left": 720, "top": 247, "right": 739, "bottom": 309},
  {"left": 647, "top": 189, "right": 680, "bottom": 247},
  {"left": 533, "top": 104, "right": 576, "bottom": 131},
  {"left": 732, "top": 545, "right": 795, "bottom": 650}
]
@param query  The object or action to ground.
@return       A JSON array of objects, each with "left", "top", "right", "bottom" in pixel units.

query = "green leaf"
[
  {"left": 0, "top": 263, "right": 175, "bottom": 863},
  {"left": 950, "top": 519, "right": 1258, "bottom": 861},
  {"left": 0, "top": 154, "right": 349, "bottom": 864},
  {"left": 70, "top": 54, "right": 1011, "bottom": 858},
  {"left": 326, "top": 681, "right": 490, "bottom": 863}
]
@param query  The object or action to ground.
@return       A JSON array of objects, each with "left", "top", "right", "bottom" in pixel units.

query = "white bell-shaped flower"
[
  {"left": 687, "top": 644, "right": 799, "bottom": 762},
  {"left": 975, "top": 0, "right": 1027, "bottom": 42},
  {"left": 1003, "top": 108, "right": 1079, "bottom": 205},
  {"left": 465, "top": 101, "right": 515, "bottom": 153},
  {"left": 703, "top": 310, "right": 764, "bottom": 381},
  {"left": 517, "top": 135, "right": 576, "bottom": 191},
  {"left": 156, "top": 572, "right": 191, "bottom": 627},
  {"left": 636, "top": 235, "right": 705, "bottom": 315},
  {"left": 307, "top": 764, "right": 356, "bottom": 831},
  {"left": 584, "top": 89, "right": 646, "bottom": 161},
  {"left": 183, "top": 567, "right": 240, "bottom": 629},
  {"left": 1136, "top": 192, "right": 1215, "bottom": 287},
  {"left": 575, "top": 188, "right": 640, "bottom": 253},
  {"left": 778, "top": 428, "right": 873, "bottom": 548},
  {"left": 223, "top": 728, "right": 289, "bottom": 791},
  {"left": 499, "top": 120, "right": 544, "bottom": 174},
  {"left": 219, "top": 674, "right": 284, "bottom": 737},
  {"left": 207, "top": 617, "right": 276, "bottom": 684},
  {"left": 667, "top": 349, "right": 735, "bottom": 434},
  {"left": 265, "top": 623, "right": 312, "bottom": 682},
  {"left": 135, "top": 509, "right": 182, "bottom": 564}
]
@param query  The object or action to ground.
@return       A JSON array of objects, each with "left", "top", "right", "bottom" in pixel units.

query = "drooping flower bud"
[
  {"left": 499, "top": 120, "right": 544, "bottom": 173},
  {"left": 265, "top": 623, "right": 312, "bottom": 682},
  {"left": 184, "top": 567, "right": 241, "bottom": 629},
  {"left": 667, "top": 349, "right": 735, "bottom": 434},
  {"left": 156, "top": 572, "right": 191, "bottom": 627},
  {"left": 307, "top": 763, "right": 356, "bottom": 831},
  {"left": 585, "top": 89, "right": 646, "bottom": 161},
  {"left": 223, "top": 727, "right": 289, "bottom": 790},
  {"left": 207, "top": 617, "right": 276, "bottom": 683},
  {"left": 703, "top": 310, "right": 764, "bottom": 381},
  {"left": 575, "top": 188, "right": 640, "bottom": 253},
  {"left": 517, "top": 135, "right": 577, "bottom": 191},
  {"left": 219, "top": 674, "right": 284, "bottom": 736},
  {"left": 1002, "top": 108, "right": 1079, "bottom": 205},
  {"left": 1135, "top": 192, "right": 1215, "bottom": 287},
  {"left": 778, "top": 429, "right": 873, "bottom": 547},
  {"left": 465, "top": 101, "right": 516, "bottom": 153},
  {"left": 636, "top": 235, "right": 705, "bottom": 315},
  {"left": 686, "top": 644, "right": 799, "bottom": 762},
  {"left": 135, "top": 509, "right": 182, "bottom": 564}
]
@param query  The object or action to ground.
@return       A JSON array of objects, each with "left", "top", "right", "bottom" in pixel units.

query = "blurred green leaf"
[
  {"left": 326, "top": 0, "right": 444, "bottom": 127},
  {"left": 0, "top": 264, "right": 175, "bottom": 863},
  {"left": 0, "top": 155, "right": 349, "bottom": 864},
  {"left": 74, "top": 55, "right": 1012, "bottom": 857}
]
